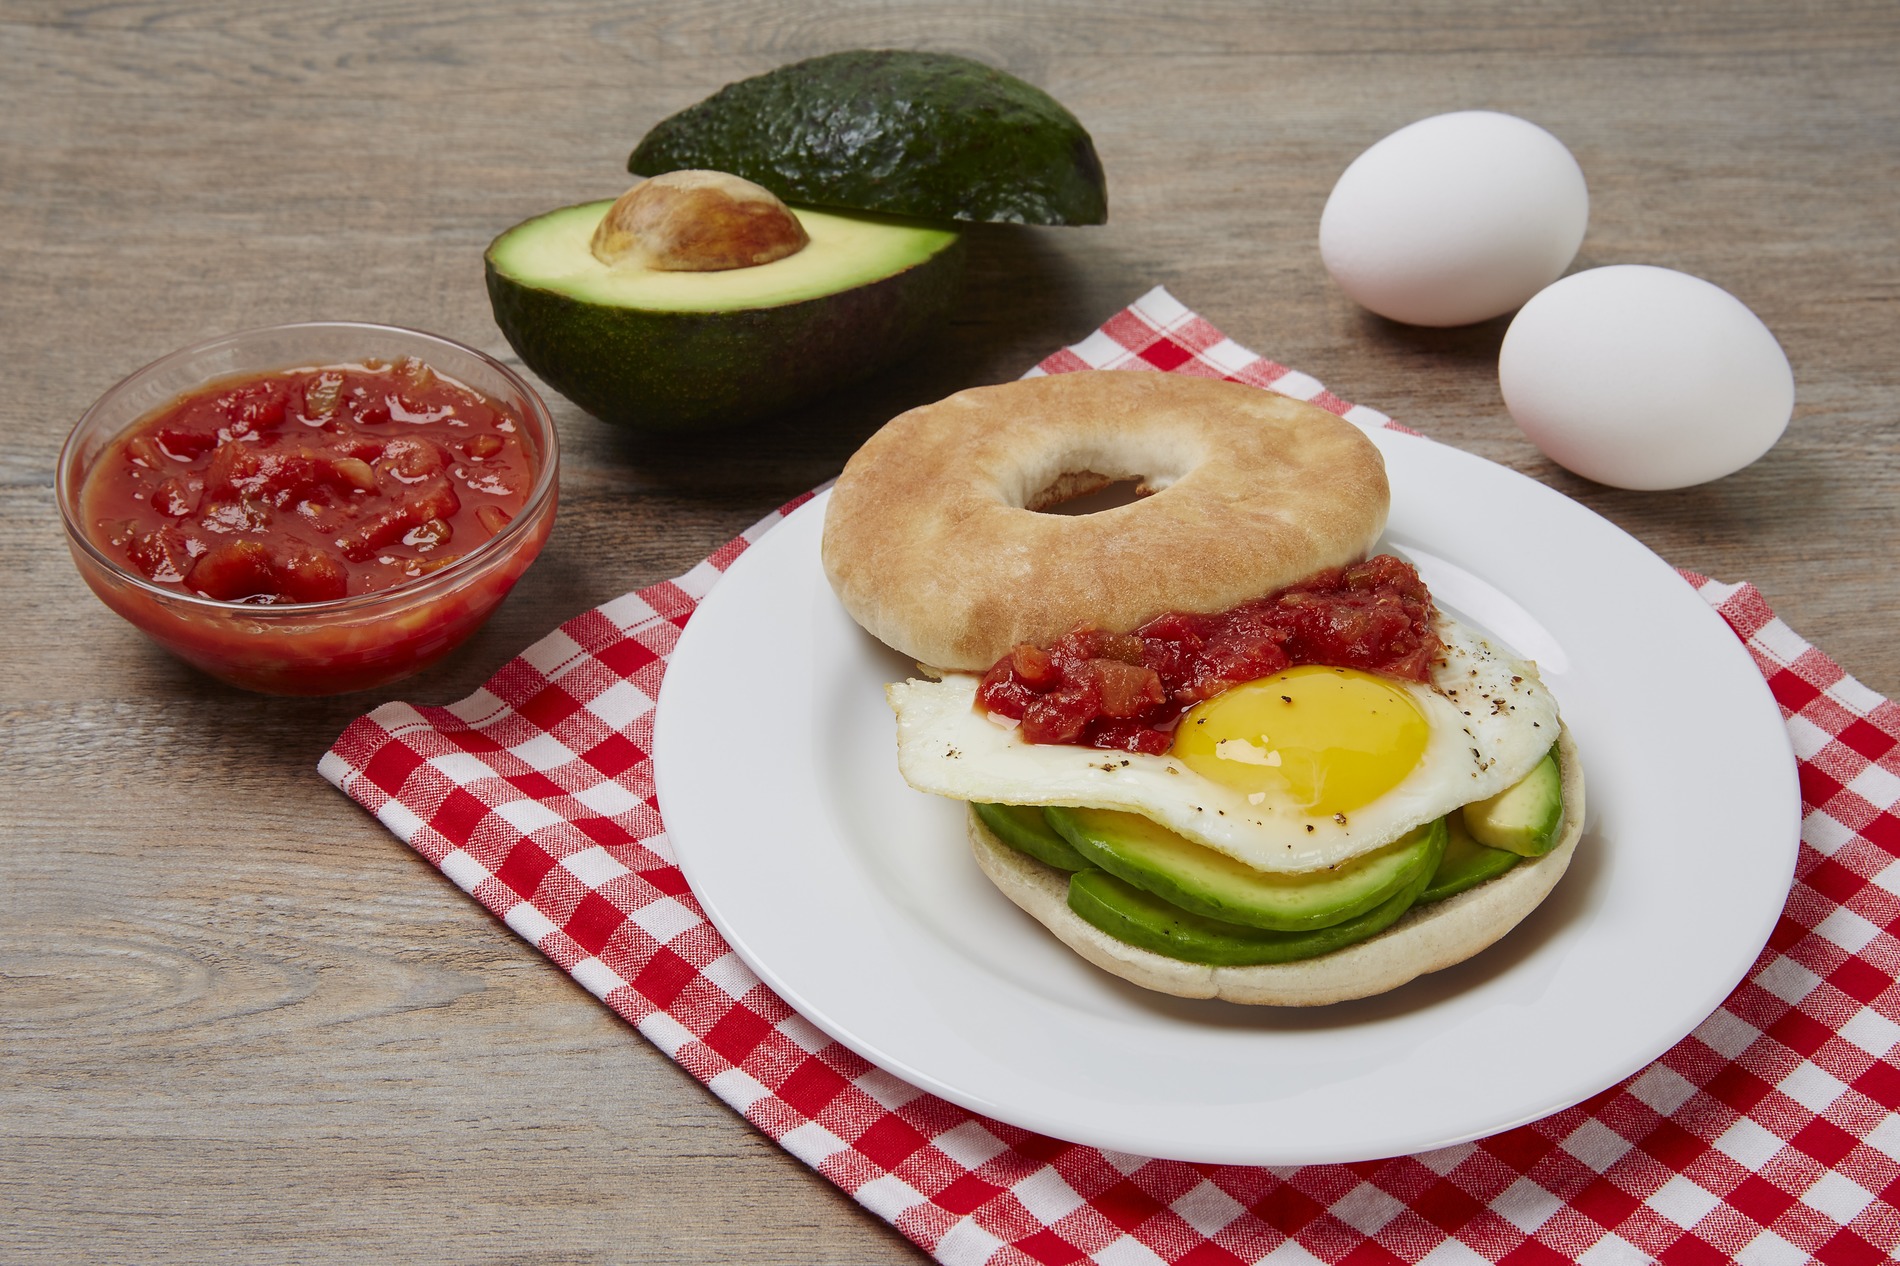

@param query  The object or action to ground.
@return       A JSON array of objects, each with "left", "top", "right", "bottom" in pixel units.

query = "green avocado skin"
[
  {"left": 629, "top": 50, "right": 1107, "bottom": 226},
  {"left": 483, "top": 235, "right": 965, "bottom": 431}
]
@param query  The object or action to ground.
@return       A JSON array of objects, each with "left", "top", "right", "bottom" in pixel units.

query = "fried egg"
[{"left": 886, "top": 614, "right": 1558, "bottom": 873}]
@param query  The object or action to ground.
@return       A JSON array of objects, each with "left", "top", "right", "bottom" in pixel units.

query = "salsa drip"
[
  {"left": 82, "top": 358, "right": 534, "bottom": 604},
  {"left": 975, "top": 554, "right": 1442, "bottom": 755}
]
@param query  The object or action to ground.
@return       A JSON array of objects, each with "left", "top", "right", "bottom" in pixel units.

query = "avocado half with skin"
[{"left": 485, "top": 196, "right": 964, "bottom": 431}]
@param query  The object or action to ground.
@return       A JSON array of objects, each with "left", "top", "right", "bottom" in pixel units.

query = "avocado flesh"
[
  {"left": 485, "top": 199, "right": 964, "bottom": 430},
  {"left": 1461, "top": 745, "right": 1565, "bottom": 857},
  {"left": 489, "top": 200, "right": 958, "bottom": 312},
  {"left": 973, "top": 803, "right": 1089, "bottom": 872},
  {"left": 1068, "top": 831, "right": 1443, "bottom": 967},
  {"left": 1045, "top": 806, "right": 1445, "bottom": 932},
  {"left": 1417, "top": 813, "right": 1521, "bottom": 904},
  {"left": 629, "top": 50, "right": 1107, "bottom": 226}
]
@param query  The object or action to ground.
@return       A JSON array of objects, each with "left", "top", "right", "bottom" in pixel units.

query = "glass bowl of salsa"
[{"left": 57, "top": 322, "right": 559, "bottom": 695}]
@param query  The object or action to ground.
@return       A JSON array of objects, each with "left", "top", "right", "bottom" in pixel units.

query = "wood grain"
[{"left": 5, "top": 2, "right": 1896, "bottom": 1261}]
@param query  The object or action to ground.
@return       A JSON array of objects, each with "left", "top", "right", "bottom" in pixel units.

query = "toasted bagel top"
[{"left": 821, "top": 373, "right": 1390, "bottom": 669}]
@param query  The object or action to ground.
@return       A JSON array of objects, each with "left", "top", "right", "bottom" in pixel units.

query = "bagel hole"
[{"left": 1030, "top": 471, "right": 1155, "bottom": 515}]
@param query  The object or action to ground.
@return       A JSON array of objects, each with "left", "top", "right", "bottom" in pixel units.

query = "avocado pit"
[{"left": 589, "top": 169, "right": 809, "bottom": 272}]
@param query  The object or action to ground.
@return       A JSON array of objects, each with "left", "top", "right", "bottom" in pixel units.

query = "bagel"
[
  {"left": 821, "top": 372, "right": 1388, "bottom": 671},
  {"left": 970, "top": 727, "right": 1585, "bottom": 1006},
  {"left": 825, "top": 370, "right": 1584, "bottom": 1007}
]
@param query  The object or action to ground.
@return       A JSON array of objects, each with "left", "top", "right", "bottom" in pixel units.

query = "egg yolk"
[{"left": 1171, "top": 666, "right": 1429, "bottom": 817}]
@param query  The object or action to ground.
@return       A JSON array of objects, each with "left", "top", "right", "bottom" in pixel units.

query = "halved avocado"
[
  {"left": 485, "top": 199, "right": 964, "bottom": 430},
  {"left": 629, "top": 51, "right": 1107, "bottom": 226}
]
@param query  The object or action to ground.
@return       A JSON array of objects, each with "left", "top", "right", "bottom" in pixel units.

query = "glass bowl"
[{"left": 57, "top": 322, "right": 559, "bottom": 695}]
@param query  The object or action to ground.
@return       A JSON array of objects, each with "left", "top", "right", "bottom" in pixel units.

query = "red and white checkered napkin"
[{"left": 323, "top": 288, "right": 1900, "bottom": 1265}]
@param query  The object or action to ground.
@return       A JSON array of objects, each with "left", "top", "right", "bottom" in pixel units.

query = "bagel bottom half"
[{"left": 968, "top": 728, "right": 1585, "bottom": 1007}]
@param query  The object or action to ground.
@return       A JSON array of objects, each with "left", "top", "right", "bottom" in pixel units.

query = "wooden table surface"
[{"left": 6, "top": 2, "right": 1896, "bottom": 1261}]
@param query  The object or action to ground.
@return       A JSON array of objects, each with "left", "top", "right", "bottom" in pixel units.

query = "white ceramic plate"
[{"left": 652, "top": 429, "right": 1800, "bottom": 1165}]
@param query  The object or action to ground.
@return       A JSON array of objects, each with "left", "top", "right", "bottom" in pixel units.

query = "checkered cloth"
[{"left": 322, "top": 288, "right": 1900, "bottom": 1265}]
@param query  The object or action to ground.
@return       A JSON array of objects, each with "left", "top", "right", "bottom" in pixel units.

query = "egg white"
[{"left": 886, "top": 614, "right": 1559, "bottom": 873}]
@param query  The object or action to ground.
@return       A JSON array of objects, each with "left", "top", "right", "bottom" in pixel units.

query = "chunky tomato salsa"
[
  {"left": 80, "top": 358, "right": 534, "bottom": 604},
  {"left": 975, "top": 554, "right": 1441, "bottom": 754}
]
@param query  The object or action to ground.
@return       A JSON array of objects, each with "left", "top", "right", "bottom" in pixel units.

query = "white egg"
[
  {"left": 1499, "top": 265, "right": 1795, "bottom": 490},
  {"left": 886, "top": 615, "right": 1558, "bottom": 874},
  {"left": 1320, "top": 111, "right": 1589, "bottom": 327}
]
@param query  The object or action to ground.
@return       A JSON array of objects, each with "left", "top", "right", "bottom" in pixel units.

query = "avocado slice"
[
  {"left": 973, "top": 803, "right": 1089, "bottom": 872},
  {"left": 485, "top": 199, "right": 963, "bottom": 430},
  {"left": 1416, "top": 813, "right": 1521, "bottom": 904},
  {"left": 1461, "top": 746, "right": 1565, "bottom": 857},
  {"left": 1044, "top": 806, "right": 1445, "bottom": 932},
  {"left": 1067, "top": 834, "right": 1442, "bottom": 967},
  {"left": 628, "top": 51, "right": 1107, "bottom": 226}
]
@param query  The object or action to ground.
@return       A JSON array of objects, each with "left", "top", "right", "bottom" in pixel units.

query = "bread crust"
[
  {"left": 821, "top": 373, "right": 1389, "bottom": 670},
  {"left": 968, "top": 726, "right": 1585, "bottom": 1006}
]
